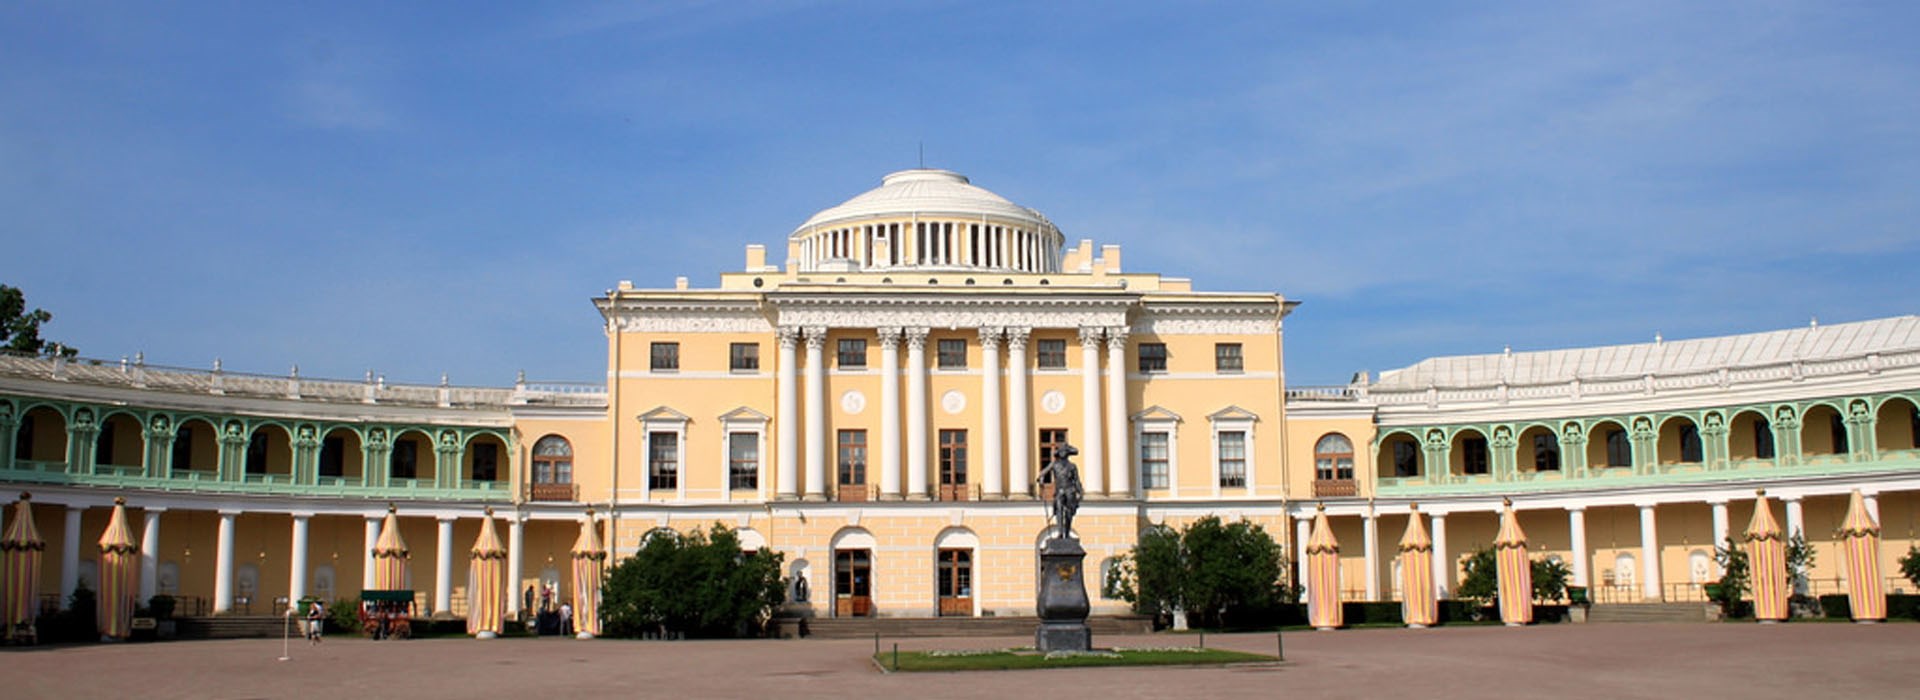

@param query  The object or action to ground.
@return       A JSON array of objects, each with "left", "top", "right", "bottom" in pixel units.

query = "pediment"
[{"left": 1130, "top": 405, "right": 1183, "bottom": 423}]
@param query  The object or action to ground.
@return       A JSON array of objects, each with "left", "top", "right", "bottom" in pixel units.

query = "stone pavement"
[{"left": 9, "top": 623, "right": 1918, "bottom": 699}]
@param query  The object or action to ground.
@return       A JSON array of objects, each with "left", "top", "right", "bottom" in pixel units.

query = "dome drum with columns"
[{"left": 790, "top": 169, "right": 1065, "bottom": 274}]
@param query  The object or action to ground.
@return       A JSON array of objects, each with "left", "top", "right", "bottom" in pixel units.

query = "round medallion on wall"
[
  {"left": 941, "top": 390, "right": 967, "bottom": 415},
  {"left": 840, "top": 390, "right": 866, "bottom": 415},
  {"left": 1041, "top": 390, "right": 1067, "bottom": 415}
]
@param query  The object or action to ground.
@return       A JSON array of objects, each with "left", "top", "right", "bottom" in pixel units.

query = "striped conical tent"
[
  {"left": 1305, "top": 505, "right": 1342, "bottom": 630},
  {"left": 570, "top": 511, "right": 607, "bottom": 638},
  {"left": 1745, "top": 491, "right": 1788, "bottom": 622},
  {"left": 97, "top": 498, "right": 139, "bottom": 640},
  {"left": 1493, "top": 500, "right": 1533, "bottom": 626},
  {"left": 1398, "top": 505, "right": 1437, "bottom": 627},
  {"left": 1837, "top": 490, "right": 1885, "bottom": 622},
  {"left": 372, "top": 506, "right": 410, "bottom": 591},
  {"left": 468, "top": 509, "right": 507, "bottom": 638},
  {"left": 2, "top": 493, "right": 46, "bottom": 641}
]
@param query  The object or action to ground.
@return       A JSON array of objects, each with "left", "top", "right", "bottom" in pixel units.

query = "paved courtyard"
[{"left": 8, "top": 623, "right": 1918, "bottom": 699}]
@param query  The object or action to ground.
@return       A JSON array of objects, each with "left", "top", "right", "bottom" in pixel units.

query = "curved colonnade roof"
[{"left": 1374, "top": 315, "right": 1920, "bottom": 390}]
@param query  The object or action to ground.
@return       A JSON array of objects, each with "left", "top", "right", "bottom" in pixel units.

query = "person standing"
[
  {"left": 306, "top": 600, "right": 326, "bottom": 644},
  {"left": 560, "top": 601, "right": 574, "bottom": 636}
]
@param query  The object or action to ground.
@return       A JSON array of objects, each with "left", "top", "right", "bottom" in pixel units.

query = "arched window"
[
  {"left": 1314, "top": 433, "right": 1354, "bottom": 481},
  {"left": 533, "top": 436, "right": 572, "bottom": 484}
]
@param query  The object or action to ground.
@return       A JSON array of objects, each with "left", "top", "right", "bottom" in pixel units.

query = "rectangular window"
[
  {"left": 1393, "top": 441, "right": 1419, "bottom": 478},
  {"left": 729, "top": 433, "right": 758, "bottom": 490},
  {"left": 390, "top": 439, "right": 418, "bottom": 480},
  {"left": 650, "top": 342, "right": 680, "bottom": 371},
  {"left": 1679, "top": 424, "right": 1703, "bottom": 463},
  {"left": 1036, "top": 339, "right": 1067, "bottom": 369},
  {"left": 13, "top": 415, "right": 32, "bottom": 461},
  {"left": 1138, "top": 343, "right": 1168, "bottom": 373},
  {"left": 1038, "top": 428, "right": 1069, "bottom": 473},
  {"left": 171, "top": 427, "right": 192, "bottom": 472},
  {"left": 937, "top": 339, "right": 967, "bottom": 369},
  {"left": 95, "top": 422, "right": 115, "bottom": 466},
  {"left": 245, "top": 432, "right": 268, "bottom": 475},
  {"left": 837, "top": 430, "right": 867, "bottom": 488},
  {"left": 1218, "top": 430, "right": 1247, "bottom": 487},
  {"left": 1533, "top": 433, "right": 1560, "bottom": 471},
  {"left": 1140, "top": 432, "right": 1170, "bottom": 489},
  {"left": 1605, "top": 428, "right": 1631, "bottom": 468},
  {"left": 1755, "top": 418, "right": 1775, "bottom": 459},
  {"left": 938, "top": 429, "right": 968, "bottom": 500},
  {"left": 319, "top": 436, "right": 344, "bottom": 478},
  {"left": 471, "top": 442, "right": 498, "bottom": 482},
  {"left": 729, "top": 343, "right": 759, "bottom": 372},
  {"left": 648, "top": 432, "right": 678, "bottom": 490},
  {"left": 837, "top": 339, "right": 867, "bottom": 369},
  {"left": 1829, "top": 412, "right": 1850, "bottom": 454},
  {"left": 1462, "top": 437, "right": 1489, "bottom": 475},
  {"left": 1215, "top": 343, "right": 1244, "bottom": 373}
]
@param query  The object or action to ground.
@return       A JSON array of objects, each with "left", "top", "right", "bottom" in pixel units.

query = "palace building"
[{"left": 3, "top": 169, "right": 1918, "bottom": 623}]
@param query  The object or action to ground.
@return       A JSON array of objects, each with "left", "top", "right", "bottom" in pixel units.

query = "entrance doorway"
[
  {"left": 835, "top": 549, "right": 872, "bottom": 617},
  {"left": 937, "top": 548, "right": 973, "bottom": 616}
]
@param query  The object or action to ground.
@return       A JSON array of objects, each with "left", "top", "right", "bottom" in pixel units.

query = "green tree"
[
  {"left": 600, "top": 524, "right": 784, "bottom": 638},
  {"left": 1712, "top": 537, "right": 1750, "bottom": 611},
  {"left": 1898, "top": 546, "right": 1920, "bottom": 589},
  {"left": 1106, "top": 516, "right": 1288, "bottom": 628},
  {"left": 1454, "top": 547, "right": 1570, "bottom": 605},
  {"left": 0, "top": 284, "right": 77, "bottom": 357}
]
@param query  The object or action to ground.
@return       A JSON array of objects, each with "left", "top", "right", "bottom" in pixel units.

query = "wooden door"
[
  {"left": 835, "top": 550, "right": 873, "bottom": 617},
  {"left": 937, "top": 548, "right": 973, "bottom": 617}
]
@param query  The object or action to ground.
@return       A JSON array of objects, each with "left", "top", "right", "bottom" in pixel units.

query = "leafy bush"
[
  {"left": 1104, "top": 516, "right": 1289, "bottom": 629},
  {"left": 600, "top": 524, "right": 784, "bottom": 639},
  {"left": 1898, "top": 546, "right": 1920, "bottom": 589},
  {"left": 1454, "top": 547, "right": 1570, "bottom": 605},
  {"left": 36, "top": 583, "right": 99, "bottom": 643},
  {"left": 327, "top": 599, "right": 360, "bottom": 634},
  {"left": 146, "top": 594, "right": 176, "bottom": 620}
]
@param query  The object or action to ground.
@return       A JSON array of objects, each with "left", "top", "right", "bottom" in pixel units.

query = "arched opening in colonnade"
[
  {"left": 94, "top": 411, "right": 145, "bottom": 471},
  {"left": 464, "top": 433, "right": 507, "bottom": 483},
  {"left": 15, "top": 405, "right": 67, "bottom": 465},
  {"left": 1799, "top": 404, "right": 1848, "bottom": 459},
  {"left": 245, "top": 423, "right": 293, "bottom": 478},
  {"left": 1587, "top": 420, "right": 1631, "bottom": 470},
  {"left": 1727, "top": 410, "right": 1774, "bottom": 462},
  {"left": 1656, "top": 416, "right": 1703, "bottom": 466},
  {"left": 1448, "top": 429, "right": 1489, "bottom": 476},
  {"left": 1378, "top": 432, "right": 1423, "bottom": 479},
  {"left": 319, "top": 428, "right": 364, "bottom": 480},
  {"left": 389, "top": 429, "right": 437, "bottom": 484},
  {"left": 172, "top": 419, "right": 218, "bottom": 473},
  {"left": 1875, "top": 398, "right": 1919, "bottom": 454},
  {"left": 1515, "top": 425, "right": 1560, "bottom": 473}
]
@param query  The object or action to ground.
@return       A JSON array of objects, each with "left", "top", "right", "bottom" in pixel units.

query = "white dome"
[{"left": 793, "top": 169, "right": 1052, "bottom": 234}]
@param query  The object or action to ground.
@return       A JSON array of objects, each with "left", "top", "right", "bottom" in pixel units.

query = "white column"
[
  {"left": 879, "top": 328, "right": 903, "bottom": 499},
  {"left": 60, "top": 506, "right": 82, "bottom": 609},
  {"left": 1638, "top": 504, "right": 1662, "bottom": 601},
  {"left": 363, "top": 515, "right": 381, "bottom": 590},
  {"left": 1783, "top": 496, "right": 1805, "bottom": 540},
  {"left": 1078, "top": 327, "right": 1105, "bottom": 495},
  {"left": 1295, "top": 517, "right": 1313, "bottom": 606},
  {"left": 289, "top": 513, "right": 311, "bottom": 604},
  {"left": 980, "top": 328, "right": 1005, "bottom": 499},
  {"left": 1710, "top": 500, "right": 1730, "bottom": 576},
  {"left": 214, "top": 510, "right": 237, "bottom": 614},
  {"left": 906, "top": 328, "right": 930, "bottom": 499},
  {"left": 1864, "top": 493, "right": 1881, "bottom": 524},
  {"left": 1006, "top": 328, "right": 1032, "bottom": 496},
  {"left": 776, "top": 327, "right": 800, "bottom": 500},
  {"left": 1363, "top": 512, "right": 1380, "bottom": 601},
  {"left": 1431, "top": 513, "right": 1450, "bottom": 599},
  {"left": 506, "top": 515, "right": 525, "bottom": 617},
  {"left": 139, "top": 507, "right": 164, "bottom": 604},
  {"left": 1783, "top": 496, "right": 1806, "bottom": 594},
  {"left": 802, "top": 326, "right": 828, "bottom": 501},
  {"left": 1105, "top": 328, "right": 1130, "bottom": 498},
  {"left": 434, "top": 516, "right": 454, "bottom": 616},
  {"left": 1568, "top": 507, "right": 1589, "bottom": 588}
]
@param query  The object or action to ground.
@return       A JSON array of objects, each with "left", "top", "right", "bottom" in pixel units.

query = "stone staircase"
[
  {"left": 174, "top": 615, "right": 301, "bottom": 639},
  {"left": 1585, "top": 603, "right": 1714, "bottom": 623},
  {"left": 791, "top": 615, "right": 1154, "bottom": 640}
]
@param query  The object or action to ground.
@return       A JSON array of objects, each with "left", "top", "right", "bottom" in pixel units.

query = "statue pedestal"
[{"left": 1035, "top": 536, "right": 1091, "bottom": 652}]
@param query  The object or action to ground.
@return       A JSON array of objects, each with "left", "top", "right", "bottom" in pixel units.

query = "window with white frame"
[
  {"left": 728, "top": 432, "right": 758, "bottom": 490},
  {"left": 1217, "top": 430, "right": 1247, "bottom": 488},
  {"left": 1314, "top": 433, "right": 1355, "bottom": 480},
  {"left": 1139, "top": 432, "right": 1170, "bottom": 489},
  {"left": 648, "top": 431, "right": 678, "bottom": 490}
]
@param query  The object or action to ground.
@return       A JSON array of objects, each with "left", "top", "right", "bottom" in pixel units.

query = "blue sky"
[{"left": 3, "top": 2, "right": 1917, "bottom": 387}]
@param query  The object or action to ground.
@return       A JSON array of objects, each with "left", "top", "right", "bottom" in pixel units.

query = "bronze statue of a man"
[{"left": 1035, "top": 443, "right": 1083, "bottom": 539}]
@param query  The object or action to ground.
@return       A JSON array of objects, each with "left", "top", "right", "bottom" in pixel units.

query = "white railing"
[{"left": 0, "top": 350, "right": 604, "bottom": 409}]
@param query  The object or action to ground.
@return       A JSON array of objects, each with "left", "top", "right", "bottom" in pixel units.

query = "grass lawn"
[{"left": 875, "top": 647, "right": 1278, "bottom": 672}]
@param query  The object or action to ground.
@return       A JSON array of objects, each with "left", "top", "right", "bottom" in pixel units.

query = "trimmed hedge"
[{"left": 1819, "top": 593, "right": 1920, "bottom": 621}]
